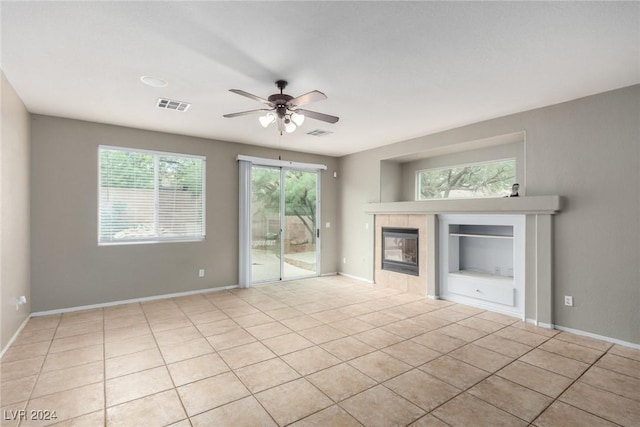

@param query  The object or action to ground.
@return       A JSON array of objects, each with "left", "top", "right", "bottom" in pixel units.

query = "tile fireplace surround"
[
  {"left": 366, "top": 196, "right": 562, "bottom": 327},
  {"left": 375, "top": 215, "right": 430, "bottom": 296}
]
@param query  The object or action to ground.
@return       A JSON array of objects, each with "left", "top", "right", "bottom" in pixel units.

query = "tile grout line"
[
  {"left": 241, "top": 291, "right": 477, "bottom": 425},
  {"left": 6, "top": 280, "right": 639, "bottom": 427},
  {"left": 237, "top": 283, "right": 402, "bottom": 426},
  {"left": 245, "top": 296, "right": 340, "bottom": 427},
  {"left": 247, "top": 292, "right": 373, "bottom": 427},
  {"left": 6, "top": 304, "right": 505, "bottom": 426},
  {"left": 426, "top": 322, "right": 627, "bottom": 427},
  {"left": 529, "top": 346, "right": 628, "bottom": 427},
  {"left": 145, "top": 297, "right": 194, "bottom": 426},
  {"left": 15, "top": 315, "right": 62, "bottom": 427},
  {"left": 356, "top": 315, "right": 515, "bottom": 426},
  {"left": 415, "top": 317, "right": 559, "bottom": 425},
  {"left": 342, "top": 312, "right": 548, "bottom": 425},
  {"left": 181, "top": 293, "right": 282, "bottom": 426},
  {"left": 27, "top": 311, "right": 105, "bottom": 426},
  {"left": 239, "top": 284, "right": 590, "bottom": 425}
]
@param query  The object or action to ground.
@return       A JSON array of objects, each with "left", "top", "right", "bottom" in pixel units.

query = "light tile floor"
[{"left": 1, "top": 275, "right": 639, "bottom": 426}]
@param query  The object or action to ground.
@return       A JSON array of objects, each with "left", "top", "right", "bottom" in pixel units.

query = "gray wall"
[
  {"left": 30, "top": 115, "right": 339, "bottom": 312},
  {"left": 339, "top": 85, "right": 640, "bottom": 344},
  {"left": 1, "top": 72, "right": 31, "bottom": 350}
]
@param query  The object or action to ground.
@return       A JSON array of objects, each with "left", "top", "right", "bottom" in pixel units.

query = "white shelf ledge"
[
  {"left": 364, "top": 195, "right": 562, "bottom": 215},
  {"left": 450, "top": 233, "right": 513, "bottom": 239},
  {"left": 450, "top": 269, "right": 514, "bottom": 283}
]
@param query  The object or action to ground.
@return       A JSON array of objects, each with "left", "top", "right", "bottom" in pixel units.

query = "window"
[
  {"left": 416, "top": 158, "right": 516, "bottom": 200},
  {"left": 99, "top": 146, "right": 205, "bottom": 244}
]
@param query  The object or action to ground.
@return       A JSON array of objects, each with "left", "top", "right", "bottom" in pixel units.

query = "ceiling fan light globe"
[
  {"left": 285, "top": 121, "right": 296, "bottom": 133},
  {"left": 291, "top": 112, "right": 305, "bottom": 126},
  {"left": 259, "top": 113, "right": 275, "bottom": 128}
]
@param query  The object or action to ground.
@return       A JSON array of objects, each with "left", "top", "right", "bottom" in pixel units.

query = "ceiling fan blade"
[
  {"left": 287, "top": 90, "right": 327, "bottom": 107},
  {"left": 223, "top": 109, "right": 271, "bottom": 118},
  {"left": 229, "top": 89, "right": 273, "bottom": 106},
  {"left": 295, "top": 109, "right": 339, "bottom": 124}
]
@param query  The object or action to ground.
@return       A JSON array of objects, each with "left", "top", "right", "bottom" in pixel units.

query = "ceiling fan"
[{"left": 223, "top": 80, "right": 339, "bottom": 134}]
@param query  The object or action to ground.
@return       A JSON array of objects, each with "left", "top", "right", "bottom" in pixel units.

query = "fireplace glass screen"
[{"left": 382, "top": 227, "right": 419, "bottom": 275}]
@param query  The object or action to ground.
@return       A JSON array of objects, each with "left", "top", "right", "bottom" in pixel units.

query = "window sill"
[{"left": 98, "top": 237, "right": 205, "bottom": 246}]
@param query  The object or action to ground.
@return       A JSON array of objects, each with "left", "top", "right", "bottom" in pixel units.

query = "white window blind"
[{"left": 99, "top": 146, "right": 205, "bottom": 244}]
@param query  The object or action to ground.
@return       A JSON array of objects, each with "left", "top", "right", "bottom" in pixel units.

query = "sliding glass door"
[
  {"left": 251, "top": 166, "right": 281, "bottom": 282},
  {"left": 282, "top": 169, "right": 318, "bottom": 279},
  {"left": 250, "top": 166, "right": 319, "bottom": 283}
]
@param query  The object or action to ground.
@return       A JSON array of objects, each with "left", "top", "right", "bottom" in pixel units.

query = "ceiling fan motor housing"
[{"left": 268, "top": 94, "right": 294, "bottom": 119}]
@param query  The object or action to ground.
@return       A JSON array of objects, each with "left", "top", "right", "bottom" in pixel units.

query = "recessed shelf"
[{"left": 449, "top": 233, "right": 513, "bottom": 239}]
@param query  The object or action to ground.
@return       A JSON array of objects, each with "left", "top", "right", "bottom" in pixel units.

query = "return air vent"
[
  {"left": 307, "top": 129, "right": 333, "bottom": 137},
  {"left": 157, "top": 98, "right": 191, "bottom": 112}
]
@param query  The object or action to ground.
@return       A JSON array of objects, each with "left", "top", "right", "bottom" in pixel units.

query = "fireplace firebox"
[{"left": 382, "top": 227, "right": 419, "bottom": 276}]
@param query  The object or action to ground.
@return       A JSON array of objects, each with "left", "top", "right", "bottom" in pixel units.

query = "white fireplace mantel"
[{"left": 363, "top": 195, "right": 562, "bottom": 215}]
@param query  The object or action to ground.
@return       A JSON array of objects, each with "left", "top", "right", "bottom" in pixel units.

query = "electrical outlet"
[
  {"left": 198, "top": 269, "right": 205, "bottom": 278},
  {"left": 494, "top": 266, "right": 501, "bottom": 275},
  {"left": 325, "top": 222, "right": 331, "bottom": 228},
  {"left": 343, "top": 257, "right": 347, "bottom": 264},
  {"left": 564, "top": 296, "right": 573, "bottom": 307}
]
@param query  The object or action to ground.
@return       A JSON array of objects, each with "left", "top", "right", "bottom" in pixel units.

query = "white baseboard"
[
  {"left": 320, "top": 272, "right": 338, "bottom": 277},
  {"left": 31, "top": 285, "right": 239, "bottom": 317},
  {"left": 525, "top": 318, "right": 555, "bottom": 330},
  {"left": 553, "top": 324, "right": 640, "bottom": 350},
  {"left": 0, "top": 316, "right": 31, "bottom": 359},
  {"left": 337, "top": 272, "right": 374, "bottom": 284},
  {"left": 524, "top": 318, "right": 639, "bottom": 349}
]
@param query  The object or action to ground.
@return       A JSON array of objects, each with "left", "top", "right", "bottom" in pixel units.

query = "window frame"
[
  {"left": 415, "top": 157, "right": 516, "bottom": 201},
  {"left": 98, "top": 145, "right": 206, "bottom": 246}
]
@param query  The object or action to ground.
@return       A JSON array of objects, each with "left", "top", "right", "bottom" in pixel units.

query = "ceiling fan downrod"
[{"left": 275, "top": 80, "right": 288, "bottom": 93}]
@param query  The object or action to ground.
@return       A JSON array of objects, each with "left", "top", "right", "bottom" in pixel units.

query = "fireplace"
[{"left": 382, "top": 227, "right": 419, "bottom": 276}]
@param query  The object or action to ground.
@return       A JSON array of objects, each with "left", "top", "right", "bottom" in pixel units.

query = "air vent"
[
  {"left": 307, "top": 129, "right": 333, "bottom": 137},
  {"left": 157, "top": 98, "right": 191, "bottom": 112}
]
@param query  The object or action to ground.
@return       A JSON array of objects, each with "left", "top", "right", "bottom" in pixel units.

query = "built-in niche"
[
  {"left": 379, "top": 132, "right": 525, "bottom": 203},
  {"left": 439, "top": 214, "right": 525, "bottom": 318}
]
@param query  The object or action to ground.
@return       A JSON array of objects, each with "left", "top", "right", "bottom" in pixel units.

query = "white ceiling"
[{"left": 1, "top": 2, "right": 638, "bottom": 157}]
